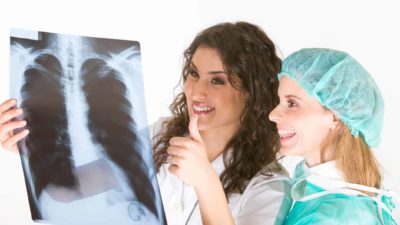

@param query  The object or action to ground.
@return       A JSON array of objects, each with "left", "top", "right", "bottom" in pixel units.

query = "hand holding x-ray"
[{"left": 0, "top": 99, "right": 28, "bottom": 152}]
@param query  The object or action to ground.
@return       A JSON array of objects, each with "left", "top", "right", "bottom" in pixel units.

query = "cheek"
[
  {"left": 236, "top": 99, "right": 246, "bottom": 115},
  {"left": 230, "top": 90, "right": 246, "bottom": 109},
  {"left": 184, "top": 81, "right": 193, "bottom": 96},
  {"left": 225, "top": 95, "right": 245, "bottom": 117},
  {"left": 302, "top": 115, "right": 331, "bottom": 143}
]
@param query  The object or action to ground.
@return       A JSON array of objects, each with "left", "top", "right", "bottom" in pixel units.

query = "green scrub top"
[{"left": 283, "top": 161, "right": 398, "bottom": 225}]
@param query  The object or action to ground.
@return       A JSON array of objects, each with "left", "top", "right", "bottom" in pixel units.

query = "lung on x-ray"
[{"left": 9, "top": 29, "right": 166, "bottom": 225}]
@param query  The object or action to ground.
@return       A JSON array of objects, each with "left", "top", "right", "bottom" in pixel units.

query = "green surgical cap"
[{"left": 278, "top": 48, "right": 384, "bottom": 148}]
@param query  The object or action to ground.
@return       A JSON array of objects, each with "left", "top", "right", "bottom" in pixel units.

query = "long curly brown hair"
[{"left": 153, "top": 21, "right": 281, "bottom": 196}]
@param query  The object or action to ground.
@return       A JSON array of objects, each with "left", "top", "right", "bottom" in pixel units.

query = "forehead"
[
  {"left": 278, "top": 75, "right": 329, "bottom": 111},
  {"left": 191, "top": 47, "right": 224, "bottom": 70},
  {"left": 278, "top": 76, "right": 307, "bottom": 96}
]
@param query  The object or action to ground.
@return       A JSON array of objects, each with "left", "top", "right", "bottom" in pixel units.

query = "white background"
[{"left": 0, "top": 0, "right": 399, "bottom": 224}]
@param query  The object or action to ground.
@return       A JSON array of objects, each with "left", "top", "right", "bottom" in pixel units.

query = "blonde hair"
[{"left": 322, "top": 122, "right": 382, "bottom": 195}]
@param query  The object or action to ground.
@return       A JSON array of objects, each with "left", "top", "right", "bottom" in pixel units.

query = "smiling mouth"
[
  {"left": 193, "top": 105, "right": 215, "bottom": 114},
  {"left": 278, "top": 130, "right": 296, "bottom": 141}
]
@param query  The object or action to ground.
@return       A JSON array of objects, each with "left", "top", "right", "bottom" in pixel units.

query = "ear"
[{"left": 329, "top": 112, "right": 340, "bottom": 130}]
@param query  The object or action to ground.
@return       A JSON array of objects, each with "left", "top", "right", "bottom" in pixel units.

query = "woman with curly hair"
[{"left": 152, "top": 21, "right": 291, "bottom": 225}]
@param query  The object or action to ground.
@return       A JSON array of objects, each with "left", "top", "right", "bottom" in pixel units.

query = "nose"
[
  {"left": 269, "top": 105, "right": 282, "bottom": 123},
  {"left": 186, "top": 78, "right": 207, "bottom": 101}
]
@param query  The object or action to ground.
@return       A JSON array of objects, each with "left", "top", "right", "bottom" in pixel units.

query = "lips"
[
  {"left": 192, "top": 102, "right": 215, "bottom": 115},
  {"left": 277, "top": 127, "right": 298, "bottom": 155},
  {"left": 278, "top": 129, "right": 296, "bottom": 142}
]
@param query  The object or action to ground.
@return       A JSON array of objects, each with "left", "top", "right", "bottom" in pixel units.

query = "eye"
[
  {"left": 211, "top": 77, "right": 225, "bottom": 85},
  {"left": 287, "top": 100, "right": 298, "bottom": 108},
  {"left": 188, "top": 69, "right": 199, "bottom": 78}
]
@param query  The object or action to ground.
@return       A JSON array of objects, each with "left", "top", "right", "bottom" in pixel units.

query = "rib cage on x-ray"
[{"left": 10, "top": 30, "right": 166, "bottom": 225}]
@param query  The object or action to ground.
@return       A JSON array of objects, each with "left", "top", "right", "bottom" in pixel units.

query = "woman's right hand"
[{"left": 0, "top": 99, "right": 29, "bottom": 153}]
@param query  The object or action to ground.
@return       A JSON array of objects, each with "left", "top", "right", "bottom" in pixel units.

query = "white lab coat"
[{"left": 152, "top": 118, "right": 292, "bottom": 225}]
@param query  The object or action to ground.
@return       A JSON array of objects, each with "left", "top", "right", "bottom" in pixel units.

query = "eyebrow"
[
  {"left": 284, "top": 94, "right": 302, "bottom": 100},
  {"left": 189, "top": 62, "right": 227, "bottom": 75},
  {"left": 208, "top": 71, "right": 226, "bottom": 75}
]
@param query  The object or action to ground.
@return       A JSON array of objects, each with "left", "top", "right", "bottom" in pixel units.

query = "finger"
[
  {"left": 170, "top": 154, "right": 183, "bottom": 166},
  {"left": 167, "top": 145, "right": 186, "bottom": 157},
  {"left": 1, "top": 129, "right": 29, "bottom": 151},
  {"left": 189, "top": 114, "right": 202, "bottom": 143},
  {"left": 168, "top": 164, "right": 180, "bottom": 177},
  {"left": 0, "top": 99, "right": 17, "bottom": 114},
  {"left": 169, "top": 136, "right": 191, "bottom": 147},
  {"left": 0, "top": 120, "right": 27, "bottom": 139},
  {"left": 0, "top": 108, "right": 23, "bottom": 125}
]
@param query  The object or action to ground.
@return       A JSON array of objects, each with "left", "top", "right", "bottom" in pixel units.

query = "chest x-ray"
[{"left": 10, "top": 29, "right": 167, "bottom": 225}]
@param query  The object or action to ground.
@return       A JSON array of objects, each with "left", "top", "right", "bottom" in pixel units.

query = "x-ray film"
[{"left": 10, "top": 29, "right": 167, "bottom": 225}]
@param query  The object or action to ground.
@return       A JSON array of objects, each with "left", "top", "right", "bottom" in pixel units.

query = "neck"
[{"left": 305, "top": 146, "right": 335, "bottom": 167}]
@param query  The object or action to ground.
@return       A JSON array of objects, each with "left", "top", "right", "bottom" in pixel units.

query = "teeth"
[
  {"left": 278, "top": 130, "right": 296, "bottom": 137},
  {"left": 193, "top": 105, "right": 213, "bottom": 112}
]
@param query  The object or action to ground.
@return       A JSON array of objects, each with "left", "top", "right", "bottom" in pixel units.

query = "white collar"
[
  {"left": 305, "top": 160, "right": 347, "bottom": 190},
  {"left": 294, "top": 160, "right": 395, "bottom": 199},
  {"left": 308, "top": 161, "right": 342, "bottom": 180}
]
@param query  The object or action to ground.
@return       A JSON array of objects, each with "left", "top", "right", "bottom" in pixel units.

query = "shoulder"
[
  {"left": 239, "top": 161, "right": 292, "bottom": 209},
  {"left": 231, "top": 162, "right": 293, "bottom": 225},
  {"left": 243, "top": 164, "right": 292, "bottom": 212},
  {"left": 248, "top": 161, "right": 292, "bottom": 192},
  {"left": 249, "top": 173, "right": 291, "bottom": 194}
]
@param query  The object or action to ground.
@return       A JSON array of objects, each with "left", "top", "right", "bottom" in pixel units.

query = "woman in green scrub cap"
[{"left": 269, "top": 48, "right": 398, "bottom": 224}]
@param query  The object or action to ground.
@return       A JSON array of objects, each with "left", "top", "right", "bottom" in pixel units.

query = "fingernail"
[
  {"left": 17, "top": 109, "right": 23, "bottom": 114},
  {"left": 23, "top": 129, "right": 29, "bottom": 134},
  {"left": 20, "top": 120, "right": 27, "bottom": 126}
]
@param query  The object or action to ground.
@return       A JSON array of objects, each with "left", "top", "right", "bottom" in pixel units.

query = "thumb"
[{"left": 189, "top": 114, "right": 202, "bottom": 143}]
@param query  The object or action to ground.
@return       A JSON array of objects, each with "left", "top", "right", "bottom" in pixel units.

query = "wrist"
[{"left": 194, "top": 166, "right": 221, "bottom": 194}]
